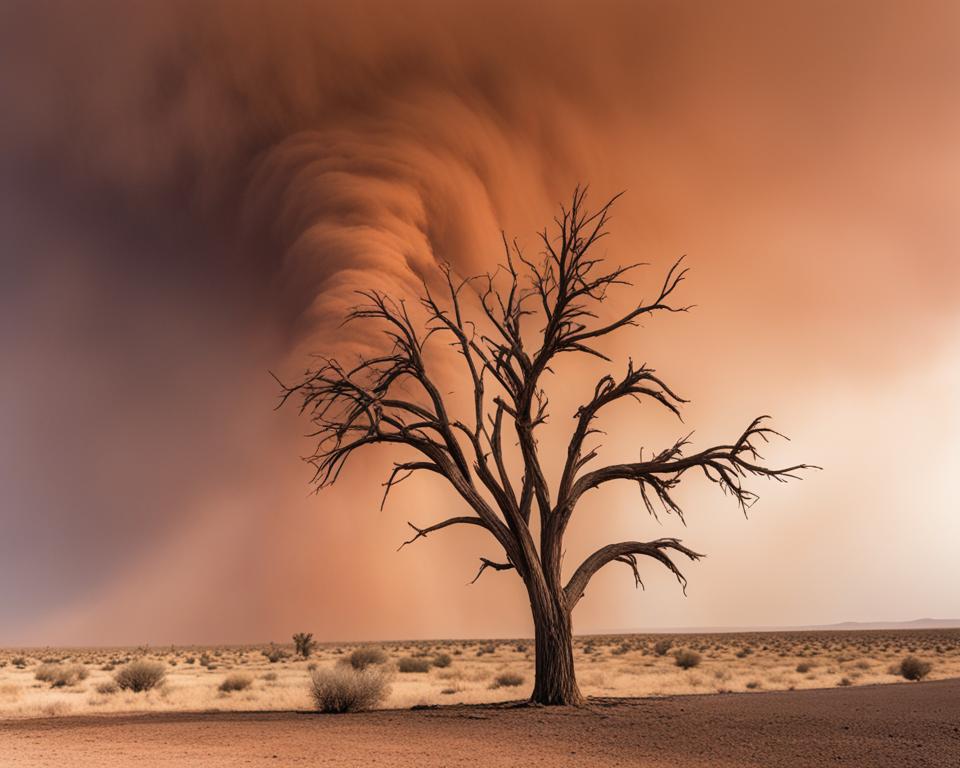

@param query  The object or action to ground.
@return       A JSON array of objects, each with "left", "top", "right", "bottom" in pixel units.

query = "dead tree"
[{"left": 279, "top": 188, "right": 813, "bottom": 705}]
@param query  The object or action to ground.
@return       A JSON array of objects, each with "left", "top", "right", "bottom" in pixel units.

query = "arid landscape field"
[{"left": 1, "top": 629, "right": 956, "bottom": 719}]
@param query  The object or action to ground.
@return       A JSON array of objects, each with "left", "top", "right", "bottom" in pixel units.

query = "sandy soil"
[{"left": 2, "top": 678, "right": 958, "bottom": 767}]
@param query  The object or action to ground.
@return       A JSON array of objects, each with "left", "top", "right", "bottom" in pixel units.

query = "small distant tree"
[
  {"left": 279, "top": 188, "right": 813, "bottom": 705},
  {"left": 293, "top": 632, "right": 316, "bottom": 659}
]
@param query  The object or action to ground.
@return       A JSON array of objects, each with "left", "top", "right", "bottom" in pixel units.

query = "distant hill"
[
  {"left": 815, "top": 618, "right": 960, "bottom": 631},
  {"left": 596, "top": 618, "right": 960, "bottom": 635}
]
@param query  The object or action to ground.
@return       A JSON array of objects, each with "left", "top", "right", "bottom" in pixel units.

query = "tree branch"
[
  {"left": 397, "top": 516, "right": 488, "bottom": 551},
  {"left": 565, "top": 538, "right": 704, "bottom": 608},
  {"left": 469, "top": 557, "right": 515, "bottom": 585}
]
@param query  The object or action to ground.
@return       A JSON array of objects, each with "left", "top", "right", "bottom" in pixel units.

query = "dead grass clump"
[
  {"left": 309, "top": 667, "right": 390, "bottom": 713},
  {"left": 348, "top": 647, "right": 388, "bottom": 670},
  {"left": 432, "top": 653, "right": 452, "bottom": 668},
  {"left": 114, "top": 660, "right": 166, "bottom": 692},
  {"left": 219, "top": 673, "right": 254, "bottom": 692},
  {"left": 35, "top": 663, "right": 89, "bottom": 688},
  {"left": 674, "top": 649, "right": 702, "bottom": 669},
  {"left": 261, "top": 671, "right": 278, "bottom": 682},
  {"left": 398, "top": 657, "right": 431, "bottom": 673},
  {"left": 898, "top": 655, "right": 932, "bottom": 681},
  {"left": 795, "top": 662, "right": 813, "bottom": 673},
  {"left": 95, "top": 681, "right": 119, "bottom": 695},
  {"left": 490, "top": 671, "right": 525, "bottom": 689}
]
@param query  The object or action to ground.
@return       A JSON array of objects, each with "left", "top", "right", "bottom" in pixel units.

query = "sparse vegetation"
[
  {"left": 219, "top": 673, "right": 254, "bottom": 693},
  {"left": 35, "top": 663, "right": 89, "bottom": 688},
  {"left": 491, "top": 672, "right": 525, "bottom": 689},
  {"left": 653, "top": 639, "right": 674, "bottom": 656},
  {"left": 262, "top": 644, "right": 290, "bottom": 664},
  {"left": 898, "top": 655, "right": 932, "bottom": 681},
  {"left": 674, "top": 649, "right": 702, "bottom": 669},
  {"left": 293, "top": 633, "right": 316, "bottom": 659},
  {"left": 398, "top": 657, "right": 432, "bottom": 673},
  {"left": 114, "top": 660, "right": 166, "bottom": 692},
  {"left": 309, "top": 667, "right": 390, "bottom": 713},
  {"left": 432, "top": 653, "right": 452, "bottom": 668},
  {"left": 348, "top": 647, "right": 388, "bottom": 670},
  {"left": 0, "top": 628, "right": 957, "bottom": 717}
]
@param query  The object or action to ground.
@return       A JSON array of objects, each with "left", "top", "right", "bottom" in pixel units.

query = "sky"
[{"left": 1, "top": 0, "right": 958, "bottom": 646}]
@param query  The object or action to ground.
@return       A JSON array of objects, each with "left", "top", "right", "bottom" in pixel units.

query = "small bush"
[
  {"left": 114, "top": 660, "right": 166, "bottom": 692},
  {"left": 653, "top": 639, "right": 673, "bottom": 656},
  {"left": 795, "top": 662, "right": 812, "bottom": 673},
  {"left": 35, "top": 663, "right": 89, "bottom": 688},
  {"left": 490, "top": 671, "right": 525, "bottom": 688},
  {"left": 348, "top": 647, "right": 388, "bottom": 670},
  {"left": 837, "top": 677, "right": 852, "bottom": 686},
  {"left": 262, "top": 671, "right": 278, "bottom": 682},
  {"left": 674, "top": 649, "right": 702, "bottom": 669},
  {"left": 219, "top": 673, "right": 254, "bottom": 693},
  {"left": 12, "top": 656, "right": 28, "bottom": 669},
  {"left": 432, "top": 653, "right": 452, "bottom": 668},
  {"left": 293, "top": 632, "right": 316, "bottom": 659},
  {"left": 398, "top": 657, "right": 431, "bottom": 673},
  {"left": 309, "top": 667, "right": 390, "bottom": 713},
  {"left": 95, "top": 681, "right": 119, "bottom": 695},
  {"left": 262, "top": 644, "right": 290, "bottom": 664},
  {"left": 898, "top": 655, "right": 932, "bottom": 681}
]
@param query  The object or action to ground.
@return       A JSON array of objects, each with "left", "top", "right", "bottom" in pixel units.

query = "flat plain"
[{"left": 1, "top": 629, "right": 957, "bottom": 718}]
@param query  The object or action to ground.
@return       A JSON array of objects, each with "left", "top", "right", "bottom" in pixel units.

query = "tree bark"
[{"left": 529, "top": 585, "right": 583, "bottom": 705}]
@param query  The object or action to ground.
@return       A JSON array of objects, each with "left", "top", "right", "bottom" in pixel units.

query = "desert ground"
[
  {"left": 2, "top": 679, "right": 958, "bottom": 767},
  {"left": 0, "top": 629, "right": 957, "bottom": 718}
]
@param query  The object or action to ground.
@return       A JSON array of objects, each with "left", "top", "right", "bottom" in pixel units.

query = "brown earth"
[{"left": 2, "top": 679, "right": 958, "bottom": 767}]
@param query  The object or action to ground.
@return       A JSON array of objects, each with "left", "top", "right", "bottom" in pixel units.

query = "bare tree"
[{"left": 278, "top": 188, "right": 813, "bottom": 705}]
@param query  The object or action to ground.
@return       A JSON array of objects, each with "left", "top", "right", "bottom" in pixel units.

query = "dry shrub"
[
  {"left": 398, "top": 657, "right": 431, "bottom": 673},
  {"left": 95, "top": 680, "right": 119, "bottom": 695},
  {"left": 35, "top": 663, "right": 89, "bottom": 688},
  {"left": 674, "top": 649, "right": 702, "bottom": 669},
  {"left": 432, "top": 653, "right": 452, "bottom": 668},
  {"left": 795, "top": 662, "right": 812, "bottom": 673},
  {"left": 348, "top": 647, "right": 388, "bottom": 670},
  {"left": 261, "top": 671, "right": 278, "bottom": 682},
  {"left": 114, "top": 660, "right": 166, "bottom": 692},
  {"left": 293, "top": 632, "right": 316, "bottom": 659},
  {"left": 309, "top": 667, "right": 390, "bottom": 713},
  {"left": 490, "top": 671, "right": 525, "bottom": 689},
  {"left": 653, "top": 639, "right": 673, "bottom": 656},
  {"left": 219, "top": 673, "right": 253, "bottom": 693},
  {"left": 262, "top": 645, "right": 290, "bottom": 664},
  {"left": 898, "top": 656, "right": 932, "bottom": 681}
]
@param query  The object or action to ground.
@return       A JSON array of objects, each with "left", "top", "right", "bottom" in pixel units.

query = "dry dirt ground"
[{"left": 2, "top": 678, "right": 959, "bottom": 767}]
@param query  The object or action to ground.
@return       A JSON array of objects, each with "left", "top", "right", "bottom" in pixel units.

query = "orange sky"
[{"left": 1, "top": 0, "right": 958, "bottom": 645}]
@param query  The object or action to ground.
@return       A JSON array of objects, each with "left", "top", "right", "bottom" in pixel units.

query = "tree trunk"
[{"left": 529, "top": 587, "right": 583, "bottom": 705}]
